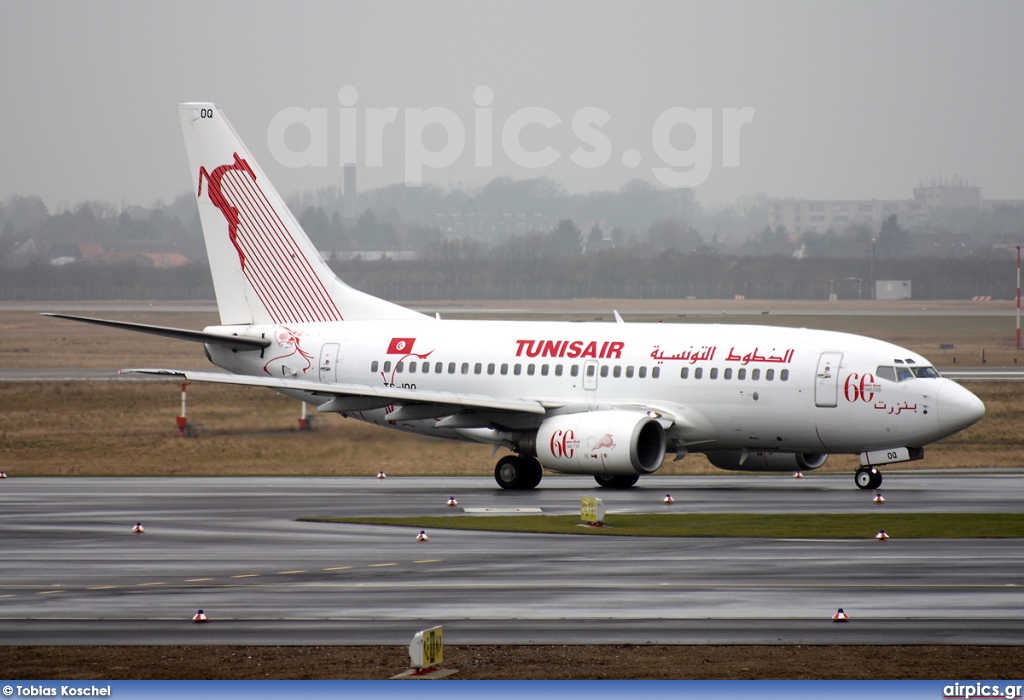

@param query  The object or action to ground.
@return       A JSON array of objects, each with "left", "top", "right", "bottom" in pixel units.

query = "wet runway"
[{"left": 1, "top": 473, "right": 1022, "bottom": 645}]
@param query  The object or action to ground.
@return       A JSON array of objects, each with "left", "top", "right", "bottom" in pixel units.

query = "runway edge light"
[
  {"left": 132, "top": 522, "right": 144, "bottom": 534},
  {"left": 446, "top": 497, "right": 458, "bottom": 507},
  {"left": 832, "top": 608, "right": 850, "bottom": 622},
  {"left": 873, "top": 493, "right": 885, "bottom": 504},
  {"left": 875, "top": 530, "right": 889, "bottom": 541},
  {"left": 377, "top": 471, "right": 387, "bottom": 479},
  {"left": 663, "top": 494, "right": 674, "bottom": 505},
  {"left": 416, "top": 530, "right": 429, "bottom": 542},
  {"left": 192, "top": 609, "right": 208, "bottom": 623},
  {"left": 793, "top": 471, "right": 803, "bottom": 479}
]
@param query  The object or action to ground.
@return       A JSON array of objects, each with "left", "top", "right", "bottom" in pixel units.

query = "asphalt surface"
[{"left": 1, "top": 473, "right": 1023, "bottom": 645}]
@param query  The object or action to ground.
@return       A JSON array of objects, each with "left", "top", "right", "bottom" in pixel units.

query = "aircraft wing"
[{"left": 121, "top": 369, "right": 550, "bottom": 415}]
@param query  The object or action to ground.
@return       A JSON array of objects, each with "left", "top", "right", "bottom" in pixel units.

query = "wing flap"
[{"left": 121, "top": 369, "right": 547, "bottom": 415}]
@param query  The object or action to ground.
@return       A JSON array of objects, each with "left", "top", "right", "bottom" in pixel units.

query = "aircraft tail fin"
[{"left": 178, "top": 103, "right": 425, "bottom": 326}]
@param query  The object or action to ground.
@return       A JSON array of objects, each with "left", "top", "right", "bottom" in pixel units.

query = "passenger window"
[
  {"left": 527, "top": 364, "right": 536, "bottom": 376},
  {"left": 541, "top": 364, "right": 549, "bottom": 376},
  {"left": 600, "top": 365, "right": 609, "bottom": 378},
  {"left": 613, "top": 366, "right": 622, "bottom": 378},
  {"left": 626, "top": 366, "right": 635, "bottom": 378},
  {"left": 487, "top": 363, "right": 495, "bottom": 375},
  {"left": 371, "top": 361, "right": 379, "bottom": 373},
  {"left": 421, "top": 362, "right": 429, "bottom": 374},
  {"left": 724, "top": 368, "right": 732, "bottom": 380},
  {"left": 652, "top": 366, "right": 660, "bottom": 378},
  {"left": 639, "top": 366, "right": 647, "bottom": 378},
  {"left": 461, "top": 362, "right": 469, "bottom": 375},
  {"left": 434, "top": 362, "right": 442, "bottom": 373},
  {"left": 514, "top": 364, "right": 522, "bottom": 376},
  {"left": 408, "top": 362, "right": 416, "bottom": 374},
  {"left": 751, "top": 369, "right": 760, "bottom": 380},
  {"left": 396, "top": 361, "right": 404, "bottom": 373},
  {"left": 876, "top": 366, "right": 896, "bottom": 382},
  {"left": 780, "top": 369, "right": 789, "bottom": 381},
  {"left": 571, "top": 365, "right": 580, "bottom": 377},
  {"left": 738, "top": 368, "right": 746, "bottom": 380},
  {"left": 710, "top": 368, "right": 718, "bottom": 379},
  {"left": 680, "top": 367, "right": 689, "bottom": 379},
  {"left": 694, "top": 367, "right": 703, "bottom": 379},
  {"left": 383, "top": 361, "right": 392, "bottom": 373},
  {"left": 501, "top": 363, "right": 508, "bottom": 375},
  {"left": 447, "top": 362, "right": 456, "bottom": 374},
  {"left": 554, "top": 365, "right": 563, "bottom": 376},
  {"left": 766, "top": 369, "right": 774, "bottom": 381},
  {"left": 474, "top": 362, "right": 482, "bottom": 374},
  {"left": 585, "top": 365, "right": 595, "bottom": 377}
]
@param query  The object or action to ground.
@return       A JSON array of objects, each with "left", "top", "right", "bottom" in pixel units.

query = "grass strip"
[{"left": 308, "top": 513, "right": 1024, "bottom": 538}]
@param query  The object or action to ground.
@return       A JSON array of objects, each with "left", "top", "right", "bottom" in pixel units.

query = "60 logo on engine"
[{"left": 548, "top": 429, "right": 581, "bottom": 459}]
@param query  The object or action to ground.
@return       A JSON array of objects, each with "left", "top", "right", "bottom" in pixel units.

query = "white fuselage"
[{"left": 204, "top": 318, "right": 981, "bottom": 458}]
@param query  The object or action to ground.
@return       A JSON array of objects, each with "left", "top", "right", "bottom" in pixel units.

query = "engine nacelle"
[
  {"left": 528, "top": 411, "right": 666, "bottom": 476},
  {"left": 705, "top": 451, "right": 829, "bottom": 472}
]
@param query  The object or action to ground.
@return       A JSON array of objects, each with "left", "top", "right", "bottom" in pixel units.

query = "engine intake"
[
  {"left": 705, "top": 451, "right": 828, "bottom": 472},
  {"left": 526, "top": 411, "right": 666, "bottom": 476}
]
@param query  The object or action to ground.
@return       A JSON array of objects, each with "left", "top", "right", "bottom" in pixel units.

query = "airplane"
[{"left": 46, "top": 102, "right": 986, "bottom": 491}]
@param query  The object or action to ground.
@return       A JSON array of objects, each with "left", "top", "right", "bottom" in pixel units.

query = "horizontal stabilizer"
[{"left": 43, "top": 313, "right": 270, "bottom": 351}]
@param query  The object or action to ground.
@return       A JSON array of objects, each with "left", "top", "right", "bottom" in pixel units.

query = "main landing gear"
[
  {"left": 855, "top": 466, "right": 883, "bottom": 490},
  {"left": 494, "top": 455, "right": 543, "bottom": 490},
  {"left": 594, "top": 474, "right": 640, "bottom": 489}
]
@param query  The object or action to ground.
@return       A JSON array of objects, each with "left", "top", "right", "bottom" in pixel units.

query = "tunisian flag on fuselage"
[{"left": 387, "top": 337, "right": 416, "bottom": 354}]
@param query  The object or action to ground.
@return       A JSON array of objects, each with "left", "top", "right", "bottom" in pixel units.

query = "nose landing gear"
[{"left": 855, "top": 466, "right": 883, "bottom": 490}]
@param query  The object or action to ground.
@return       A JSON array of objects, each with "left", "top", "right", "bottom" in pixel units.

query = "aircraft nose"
[{"left": 936, "top": 380, "right": 986, "bottom": 435}]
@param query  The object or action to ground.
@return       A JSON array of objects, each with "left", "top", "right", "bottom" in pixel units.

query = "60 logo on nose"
[{"left": 844, "top": 373, "right": 879, "bottom": 402}]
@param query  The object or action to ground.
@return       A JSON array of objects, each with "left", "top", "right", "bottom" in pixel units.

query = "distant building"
[
  {"left": 876, "top": 280, "right": 912, "bottom": 300},
  {"left": 768, "top": 179, "right": 1018, "bottom": 234},
  {"left": 324, "top": 250, "right": 418, "bottom": 262}
]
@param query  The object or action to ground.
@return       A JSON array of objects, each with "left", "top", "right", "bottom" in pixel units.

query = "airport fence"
[{"left": 0, "top": 280, "right": 1006, "bottom": 302}]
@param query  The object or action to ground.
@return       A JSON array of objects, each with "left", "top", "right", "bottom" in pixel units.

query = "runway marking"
[
  {"left": 231, "top": 574, "right": 259, "bottom": 579},
  {"left": 186, "top": 578, "right": 214, "bottom": 582},
  {"left": 0, "top": 594, "right": 16, "bottom": 598},
  {"left": 414, "top": 559, "right": 441, "bottom": 564},
  {"left": 87, "top": 586, "right": 117, "bottom": 590},
  {"left": 38, "top": 590, "right": 63, "bottom": 595},
  {"left": 369, "top": 563, "right": 397, "bottom": 568},
  {"left": 277, "top": 570, "right": 306, "bottom": 575},
  {"left": 136, "top": 582, "right": 165, "bottom": 587},
  {"left": 324, "top": 566, "right": 352, "bottom": 571}
]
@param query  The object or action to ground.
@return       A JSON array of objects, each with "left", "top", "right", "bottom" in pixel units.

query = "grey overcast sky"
[{"left": 2, "top": 0, "right": 1022, "bottom": 209}]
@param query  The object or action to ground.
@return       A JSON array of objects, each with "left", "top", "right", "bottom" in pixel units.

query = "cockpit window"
[{"left": 877, "top": 365, "right": 927, "bottom": 382}]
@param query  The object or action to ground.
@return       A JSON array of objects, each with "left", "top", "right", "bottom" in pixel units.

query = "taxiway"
[{"left": 1, "top": 474, "right": 1022, "bottom": 645}]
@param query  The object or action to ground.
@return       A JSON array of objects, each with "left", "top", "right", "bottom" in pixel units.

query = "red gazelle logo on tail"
[{"left": 196, "top": 153, "right": 343, "bottom": 324}]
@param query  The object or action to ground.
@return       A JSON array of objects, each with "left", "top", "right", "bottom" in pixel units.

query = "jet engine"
[
  {"left": 705, "top": 451, "right": 828, "bottom": 472},
  {"left": 524, "top": 411, "right": 666, "bottom": 476}
]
